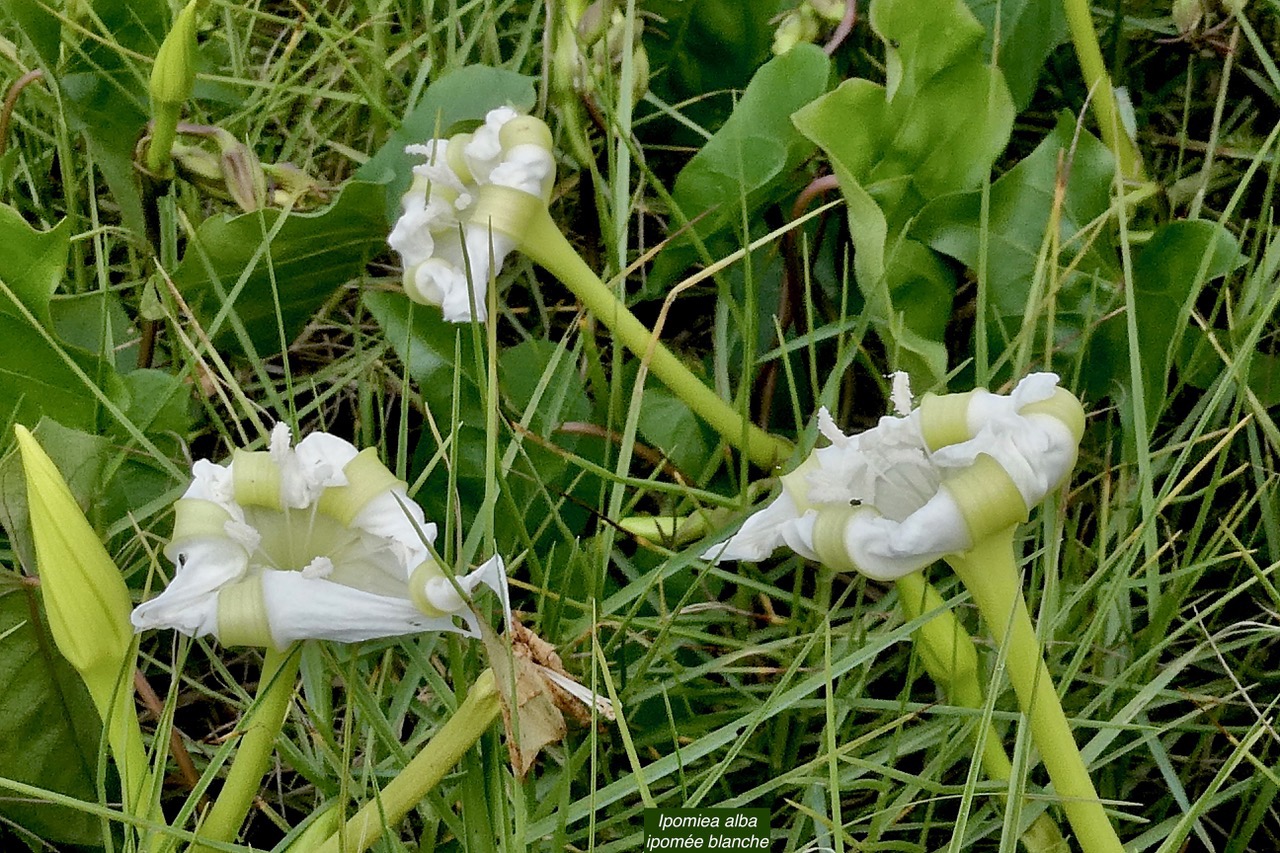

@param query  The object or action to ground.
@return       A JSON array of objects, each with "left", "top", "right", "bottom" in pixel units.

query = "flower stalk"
[
  {"left": 947, "top": 529, "right": 1123, "bottom": 853},
  {"left": 472, "top": 186, "right": 793, "bottom": 468},
  {"left": 895, "top": 572, "right": 1069, "bottom": 853},
  {"left": 1060, "top": 0, "right": 1144, "bottom": 181},
  {"left": 309, "top": 669, "right": 502, "bottom": 853},
  {"left": 190, "top": 644, "right": 300, "bottom": 853}
]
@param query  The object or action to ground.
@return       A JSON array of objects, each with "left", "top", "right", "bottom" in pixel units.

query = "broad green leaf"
[
  {"left": 966, "top": 0, "right": 1069, "bottom": 110},
  {"left": 792, "top": 0, "right": 1012, "bottom": 388},
  {"left": 0, "top": 203, "right": 68, "bottom": 318},
  {"left": 0, "top": 572, "right": 103, "bottom": 848},
  {"left": 872, "top": 0, "right": 984, "bottom": 101},
  {"left": 58, "top": 0, "right": 170, "bottom": 237},
  {"left": 1120, "top": 221, "right": 1243, "bottom": 425},
  {"left": 643, "top": 0, "right": 784, "bottom": 130},
  {"left": 174, "top": 181, "right": 386, "bottom": 354},
  {"left": 637, "top": 384, "right": 717, "bottom": 478},
  {"left": 358, "top": 66, "right": 537, "bottom": 220},
  {"left": 913, "top": 115, "right": 1118, "bottom": 362},
  {"left": 0, "top": 205, "right": 126, "bottom": 441},
  {"left": 648, "top": 44, "right": 831, "bottom": 289},
  {"left": 51, "top": 289, "right": 137, "bottom": 371}
]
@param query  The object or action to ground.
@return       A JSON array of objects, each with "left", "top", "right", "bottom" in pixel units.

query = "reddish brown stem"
[
  {"left": 0, "top": 70, "right": 45, "bottom": 158},
  {"left": 754, "top": 174, "right": 843, "bottom": 429}
]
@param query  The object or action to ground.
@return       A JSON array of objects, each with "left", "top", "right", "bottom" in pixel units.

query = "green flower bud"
[
  {"left": 13, "top": 425, "right": 133, "bottom": 702},
  {"left": 145, "top": 0, "right": 206, "bottom": 176},
  {"left": 576, "top": 0, "right": 611, "bottom": 45},
  {"left": 772, "top": 8, "right": 819, "bottom": 55},
  {"left": 149, "top": 0, "right": 204, "bottom": 109},
  {"left": 1172, "top": 0, "right": 1204, "bottom": 33},
  {"left": 212, "top": 128, "right": 267, "bottom": 212},
  {"left": 809, "top": 0, "right": 847, "bottom": 22}
]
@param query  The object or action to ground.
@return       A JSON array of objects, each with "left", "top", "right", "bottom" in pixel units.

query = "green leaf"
[
  {"left": 913, "top": 114, "right": 1117, "bottom": 357},
  {"left": 0, "top": 0, "right": 61, "bottom": 69},
  {"left": 1124, "top": 221, "right": 1243, "bottom": 425},
  {"left": 872, "top": 0, "right": 985, "bottom": 101},
  {"left": 0, "top": 203, "right": 69, "bottom": 319},
  {"left": 643, "top": 0, "right": 784, "bottom": 130},
  {"left": 57, "top": 0, "right": 170, "bottom": 237},
  {"left": 174, "top": 180, "right": 387, "bottom": 354},
  {"left": 357, "top": 66, "right": 537, "bottom": 221},
  {"left": 637, "top": 384, "right": 716, "bottom": 478},
  {"left": 648, "top": 44, "right": 831, "bottom": 289},
  {"left": 0, "top": 572, "right": 103, "bottom": 848},
  {"left": 0, "top": 205, "right": 126, "bottom": 440},
  {"left": 965, "top": 0, "right": 1069, "bottom": 110},
  {"left": 792, "top": 0, "right": 1013, "bottom": 388}
]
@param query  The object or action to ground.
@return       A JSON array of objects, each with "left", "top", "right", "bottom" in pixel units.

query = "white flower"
[
  {"left": 702, "top": 373, "right": 1085, "bottom": 581},
  {"left": 132, "top": 424, "right": 510, "bottom": 648},
  {"left": 387, "top": 107, "right": 556, "bottom": 323}
]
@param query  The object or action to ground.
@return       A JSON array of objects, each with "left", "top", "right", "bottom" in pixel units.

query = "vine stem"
[
  {"left": 476, "top": 188, "right": 794, "bottom": 469},
  {"left": 1061, "top": 0, "right": 1144, "bottom": 180},
  {"left": 946, "top": 528, "right": 1124, "bottom": 853},
  {"left": 190, "top": 644, "right": 300, "bottom": 853},
  {"left": 310, "top": 670, "right": 502, "bottom": 853},
  {"left": 895, "top": 573, "right": 1069, "bottom": 853}
]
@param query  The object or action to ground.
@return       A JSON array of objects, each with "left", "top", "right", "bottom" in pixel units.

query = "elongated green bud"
[
  {"left": 146, "top": 0, "right": 206, "bottom": 176},
  {"left": 14, "top": 425, "right": 133, "bottom": 688},
  {"left": 149, "top": 0, "right": 203, "bottom": 107},
  {"left": 14, "top": 425, "right": 155, "bottom": 822}
]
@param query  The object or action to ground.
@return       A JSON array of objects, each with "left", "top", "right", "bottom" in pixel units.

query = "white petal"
[
  {"left": 133, "top": 537, "right": 249, "bottom": 636},
  {"left": 294, "top": 432, "right": 360, "bottom": 489},
  {"left": 463, "top": 106, "right": 519, "bottom": 183},
  {"left": 933, "top": 381, "right": 1076, "bottom": 507},
  {"left": 816, "top": 406, "right": 850, "bottom": 446},
  {"left": 537, "top": 665, "right": 616, "bottom": 721},
  {"left": 255, "top": 571, "right": 475, "bottom": 646},
  {"left": 842, "top": 491, "right": 972, "bottom": 581},
  {"left": 351, "top": 490, "right": 434, "bottom": 576},
  {"left": 701, "top": 491, "right": 803, "bottom": 563},
  {"left": 456, "top": 555, "right": 511, "bottom": 633},
  {"left": 779, "top": 509, "right": 820, "bottom": 562},
  {"left": 488, "top": 143, "right": 554, "bottom": 197},
  {"left": 185, "top": 459, "right": 237, "bottom": 512}
]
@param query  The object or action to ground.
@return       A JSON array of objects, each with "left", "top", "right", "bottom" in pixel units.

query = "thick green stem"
[
  {"left": 1061, "top": 0, "right": 1144, "bottom": 181},
  {"left": 92, "top": 664, "right": 163, "bottom": 850},
  {"left": 310, "top": 669, "right": 502, "bottom": 853},
  {"left": 894, "top": 574, "right": 1068, "bottom": 853},
  {"left": 946, "top": 529, "right": 1124, "bottom": 853},
  {"left": 477, "top": 188, "right": 793, "bottom": 469},
  {"left": 146, "top": 101, "right": 180, "bottom": 178},
  {"left": 190, "top": 645, "right": 300, "bottom": 853}
]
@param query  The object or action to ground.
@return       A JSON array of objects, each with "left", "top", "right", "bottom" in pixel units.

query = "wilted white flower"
[
  {"left": 132, "top": 424, "right": 509, "bottom": 648},
  {"left": 703, "top": 373, "right": 1085, "bottom": 580},
  {"left": 387, "top": 107, "right": 556, "bottom": 323}
]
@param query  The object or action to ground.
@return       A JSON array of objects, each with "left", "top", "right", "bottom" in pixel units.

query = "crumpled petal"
[
  {"left": 701, "top": 491, "right": 803, "bottom": 563},
  {"left": 388, "top": 107, "right": 554, "bottom": 324},
  {"left": 931, "top": 373, "right": 1076, "bottom": 506}
]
